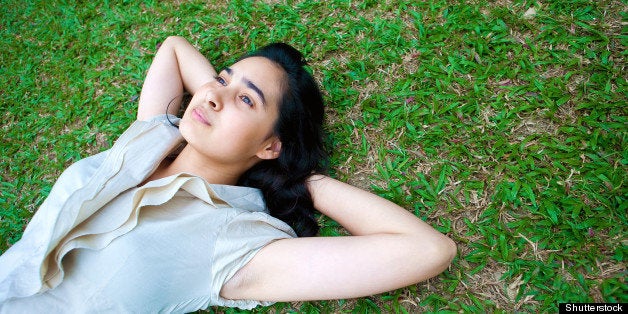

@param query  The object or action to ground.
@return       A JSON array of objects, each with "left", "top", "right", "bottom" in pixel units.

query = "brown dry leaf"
[
  {"left": 523, "top": 7, "right": 537, "bottom": 19},
  {"left": 507, "top": 275, "right": 525, "bottom": 300}
]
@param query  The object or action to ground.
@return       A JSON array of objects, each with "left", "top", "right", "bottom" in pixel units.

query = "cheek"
[
  {"left": 225, "top": 118, "right": 275, "bottom": 150},
  {"left": 226, "top": 119, "right": 266, "bottom": 144}
]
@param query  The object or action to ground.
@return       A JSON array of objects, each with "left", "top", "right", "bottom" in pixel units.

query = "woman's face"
[{"left": 179, "top": 56, "right": 286, "bottom": 166}]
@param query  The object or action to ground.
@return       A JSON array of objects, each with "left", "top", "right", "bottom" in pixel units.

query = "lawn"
[{"left": 1, "top": 0, "right": 625, "bottom": 312}]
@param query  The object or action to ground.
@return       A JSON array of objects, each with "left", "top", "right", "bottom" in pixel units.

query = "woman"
[{"left": 0, "top": 36, "right": 456, "bottom": 312}]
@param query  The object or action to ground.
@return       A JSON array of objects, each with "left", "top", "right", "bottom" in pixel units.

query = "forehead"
[{"left": 229, "top": 57, "right": 286, "bottom": 105}]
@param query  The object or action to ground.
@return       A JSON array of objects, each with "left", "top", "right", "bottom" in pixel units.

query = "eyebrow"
[{"left": 224, "top": 67, "right": 267, "bottom": 106}]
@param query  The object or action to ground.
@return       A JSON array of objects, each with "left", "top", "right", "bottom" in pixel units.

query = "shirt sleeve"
[{"left": 210, "top": 210, "right": 297, "bottom": 310}]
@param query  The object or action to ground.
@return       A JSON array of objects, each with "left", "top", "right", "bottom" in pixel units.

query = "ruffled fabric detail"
[{"left": 0, "top": 115, "right": 183, "bottom": 300}]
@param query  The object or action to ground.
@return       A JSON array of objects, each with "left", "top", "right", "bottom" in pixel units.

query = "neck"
[{"left": 150, "top": 144, "right": 253, "bottom": 186}]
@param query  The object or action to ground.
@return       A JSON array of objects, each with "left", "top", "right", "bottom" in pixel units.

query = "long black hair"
[{"left": 236, "top": 43, "right": 327, "bottom": 237}]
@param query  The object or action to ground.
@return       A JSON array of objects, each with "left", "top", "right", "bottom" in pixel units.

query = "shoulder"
[
  {"left": 208, "top": 209, "right": 296, "bottom": 309},
  {"left": 114, "top": 114, "right": 183, "bottom": 155},
  {"left": 135, "top": 113, "right": 180, "bottom": 130},
  {"left": 139, "top": 113, "right": 180, "bottom": 123},
  {"left": 215, "top": 210, "right": 297, "bottom": 246}
]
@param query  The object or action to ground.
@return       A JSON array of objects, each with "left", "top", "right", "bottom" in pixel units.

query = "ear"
[{"left": 256, "top": 137, "right": 282, "bottom": 160}]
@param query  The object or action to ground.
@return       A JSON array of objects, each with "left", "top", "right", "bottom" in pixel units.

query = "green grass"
[{"left": 1, "top": 0, "right": 625, "bottom": 312}]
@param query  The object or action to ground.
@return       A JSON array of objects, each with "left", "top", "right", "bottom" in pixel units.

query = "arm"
[
  {"left": 137, "top": 36, "right": 217, "bottom": 120},
  {"left": 221, "top": 175, "right": 457, "bottom": 302}
]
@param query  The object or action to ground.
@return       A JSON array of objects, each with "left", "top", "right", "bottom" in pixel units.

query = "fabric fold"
[
  {"left": 45, "top": 174, "right": 217, "bottom": 287},
  {"left": 0, "top": 115, "right": 183, "bottom": 300}
]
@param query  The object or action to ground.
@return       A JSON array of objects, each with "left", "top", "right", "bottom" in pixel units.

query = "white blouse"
[{"left": 0, "top": 115, "right": 296, "bottom": 312}]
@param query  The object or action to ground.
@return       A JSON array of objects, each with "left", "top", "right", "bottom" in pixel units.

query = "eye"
[
  {"left": 240, "top": 95, "right": 254, "bottom": 107},
  {"left": 215, "top": 76, "right": 227, "bottom": 86}
]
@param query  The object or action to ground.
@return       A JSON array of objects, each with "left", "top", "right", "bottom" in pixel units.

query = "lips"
[{"left": 192, "top": 108, "right": 211, "bottom": 125}]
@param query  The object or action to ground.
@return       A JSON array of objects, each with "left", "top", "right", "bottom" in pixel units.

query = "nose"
[
  {"left": 205, "top": 89, "right": 224, "bottom": 111},
  {"left": 208, "top": 99, "right": 222, "bottom": 111}
]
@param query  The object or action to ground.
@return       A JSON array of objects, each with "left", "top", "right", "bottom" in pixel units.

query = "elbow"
[
  {"left": 395, "top": 234, "right": 457, "bottom": 287},
  {"left": 414, "top": 234, "right": 457, "bottom": 280},
  {"left": 434, "top": 232, "right": 457, "bottom": 264},
  {"left": 441, "top": 236, "right": 457, "bottom": 266}
]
